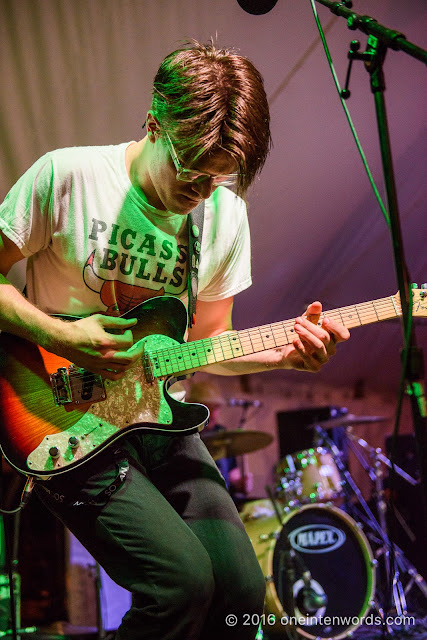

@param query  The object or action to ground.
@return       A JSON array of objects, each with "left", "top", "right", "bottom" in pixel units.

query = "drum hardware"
[
  {"left": 263, "top": 486, "right": 330, "bottom": 639},
  {"left": 310, "top": 414, "right": 389, "bottom": 431},
  {"left": 348, "top": 432, "right": 427, "bottom": 610},
  {"left": 313, "top": 424, "right": 427, "bottom": 618},
  {"left": 275, "top": 446, "right": 343, "bottom": 506},
  {"left": 244, "top": 501, "right": 375, "bottom": 639},
  {"left": 200, "top": 429, "right": 273, "bottom": 461},
  {"left": 318, "top": 423, "right": 403, "bottom": 615},
  {"left": 264, "top": 485, "right": 299, "bottom": 640},
  {"left": 0, "top": 475, "right": 45, "bottom": 640}
]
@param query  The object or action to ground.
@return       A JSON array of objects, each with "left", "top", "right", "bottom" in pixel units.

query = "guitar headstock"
[{"left": 392, "top": 287, "right": 427, "bottom": 318}]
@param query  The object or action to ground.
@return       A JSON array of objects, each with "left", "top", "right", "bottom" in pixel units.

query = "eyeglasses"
[{"left": 163, "top": 131, "right": 241, "bottom": 187}]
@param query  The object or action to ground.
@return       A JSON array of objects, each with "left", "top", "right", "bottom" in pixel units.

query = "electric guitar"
[{"left": 0, "top": 290, "right": 425, "bottom": 477}]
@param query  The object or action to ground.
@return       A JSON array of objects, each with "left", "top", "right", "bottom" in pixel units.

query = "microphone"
[
  {"left": 237, "top": 0, "right": 278, "bottom": 15},
  {"left": 227, "top": 398, "right": 263, "bottom": 408},
  {"left": 302, "top": 587, "right": 328, "bottom": 613}
]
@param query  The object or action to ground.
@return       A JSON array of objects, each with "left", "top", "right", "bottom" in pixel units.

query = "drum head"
[{"left": 271, "top": 504, "right": 375, "bottom": 639}]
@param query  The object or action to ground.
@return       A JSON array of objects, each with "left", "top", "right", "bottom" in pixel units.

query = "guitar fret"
[
  {"left": 156, "top": 351, "right": 171, "bottom": 376},
  {"left": 194, "top": 342, "right": 210, "bottom": 367},
  {"left": 331, "top": 305, "right": 361, "bottom": 328},
  {"left": 201, "top": 338, "right": 218, "bottom": 365},
  {"left": 228, "top": 333, "right": 245, "bottom": 358},
  {"left": 322, "top": 298, "right": 400, "bottom": 331},
  {"left": 370, "top": 301, "right": 381, "bottom": 322},
  {"left": 357, "top": 301, "right": 381, "bottom": 322},
  {"left": 185, "top": 344, "right": 202, "bottom": 369},
  {"left": 210, "top": 336, "right": 226, "bottom": 361},
  {"left": 218, "top": 334, "right": 235, "bottom": 359},
  {"left": 362, "top": 303, "right": 381, "bottom": 322},
  {"left": 237, "top": 330, "right": 255, "bottom": 355},
  {"left": 354, "top": 304, "right": 362, "bottom": 326},
  {"left": 5, "top": 290, "right": 423, "bottom": 478},
  {"left": 271, "top": 323, "right": 289, "bottom": 346},
  {"left": 377, "top": 299, "right": 399, "bottom": 320},
  {"left": 180, "top": 348, "right": 194, "bottom": 369},
  {"left": 391, "top": 295, "right": 400, "bottom": 317},
  {"left": 148, "top": 294, "right": 408, "bottom": 379},
  {"left": 247, "top": 326, "right": 275, "bottom": 351}
]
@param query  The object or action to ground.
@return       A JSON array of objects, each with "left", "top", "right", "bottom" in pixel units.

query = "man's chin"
[{"left": 172, "top": 194, "right": 201, "bottom": 215}]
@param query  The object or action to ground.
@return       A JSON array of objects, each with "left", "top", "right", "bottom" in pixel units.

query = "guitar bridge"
[
  {"left": 142, "top": 352, "right": 155, "bottom": 384},
  {"left": 50, "top": 366, "right": 106, "bottom": 406}
]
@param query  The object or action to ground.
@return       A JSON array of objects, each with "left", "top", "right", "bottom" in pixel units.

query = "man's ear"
[{"left": 146, "top": 111, "right": 160, "bottom": 141}]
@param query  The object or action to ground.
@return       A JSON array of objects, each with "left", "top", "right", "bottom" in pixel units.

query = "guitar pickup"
[
  {"left": 142, "top": 352, "right": 155, "bottom": 384},
  {"left": 50, "top": 366, "right": 106, "bottom": 406}
]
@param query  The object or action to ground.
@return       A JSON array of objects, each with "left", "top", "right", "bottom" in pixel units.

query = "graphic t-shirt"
[{"left": 0, "top": 143, "right": 252, "bottom": 317}]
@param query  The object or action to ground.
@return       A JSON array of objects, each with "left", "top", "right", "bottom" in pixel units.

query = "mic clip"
[{"left": 302, "top": 586, "right": 328, "bottom": 613}]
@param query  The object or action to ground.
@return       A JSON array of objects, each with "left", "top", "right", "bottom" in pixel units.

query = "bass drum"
[{"left": 244, "top": 503, "right": 375, "bottom": 639}]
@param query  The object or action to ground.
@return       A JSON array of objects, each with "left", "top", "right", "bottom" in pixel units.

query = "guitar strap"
[{"left": 187, "top": 201, "right": 205, "bottom": 328}]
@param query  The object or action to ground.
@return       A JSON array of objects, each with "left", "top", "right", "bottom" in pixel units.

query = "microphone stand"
[
  {"left": 265, "top": 486, "right": 328, "bottom": 638},
  {"left": 265, "top": 486, "right": 299, "bottom": 640},
  {"left": 314, "top": 0, "right": 427, "bottom": 520}
]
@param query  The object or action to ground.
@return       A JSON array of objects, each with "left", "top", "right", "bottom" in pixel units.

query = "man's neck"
[{"left": 126, "top": 137, "right": 167, "bottom": 212}]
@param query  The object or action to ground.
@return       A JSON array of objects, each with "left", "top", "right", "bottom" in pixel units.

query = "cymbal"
[
  {"left": 201, "top": 429, "right": 273, "bottom": 460},
  {"left": 308, "top": 414, "right": 389, "bottom": 430}
]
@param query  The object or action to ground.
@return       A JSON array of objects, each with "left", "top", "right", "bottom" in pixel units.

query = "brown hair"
[{"left": 151, "top": 40, "right": 271, "bottom": 195}]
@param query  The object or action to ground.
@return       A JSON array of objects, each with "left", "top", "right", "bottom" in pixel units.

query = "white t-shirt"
[{"left": 0, "top": 143, "right": 252, "bottom": 317}]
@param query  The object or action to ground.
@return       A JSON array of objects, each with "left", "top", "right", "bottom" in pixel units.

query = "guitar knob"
[
  {"left": 68, "top": 436, "right": 79, "bottom": 449},
  {"left": 49, "top": 446, "right": 60, "bottom": 459}
]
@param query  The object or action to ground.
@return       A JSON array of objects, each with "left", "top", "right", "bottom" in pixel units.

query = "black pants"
[{"left": 37, "top": 432, "right": 266, "bottom": 640}]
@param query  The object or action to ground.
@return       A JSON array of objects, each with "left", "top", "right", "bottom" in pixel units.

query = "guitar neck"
[{"left": 148, "top": 294, "right": 402, "bottom": 379}]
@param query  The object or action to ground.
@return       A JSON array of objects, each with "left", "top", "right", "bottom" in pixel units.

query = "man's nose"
[{"left": 191, "top": 178, "right": 216, "bottom": 200}]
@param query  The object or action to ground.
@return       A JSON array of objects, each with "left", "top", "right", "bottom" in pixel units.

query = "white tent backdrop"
[
  {"left": 1, "top": 0, "right": 425, "bottom": 394},
  {"left": 1, "top": 0, "right": 425, "bottom": 627}
]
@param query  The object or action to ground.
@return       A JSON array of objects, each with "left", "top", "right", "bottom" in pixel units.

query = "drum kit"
[{"left": 202, "top": 413, "right": 427, "bottom": 640}]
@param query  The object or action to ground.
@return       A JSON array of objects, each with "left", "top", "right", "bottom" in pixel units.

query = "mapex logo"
[{"left": 289, "top": 524, "right": 346, "bottom": 553}]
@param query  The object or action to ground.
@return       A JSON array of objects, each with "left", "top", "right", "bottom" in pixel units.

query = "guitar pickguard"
[
  {"left": 3, "top": 290, "right": 423, "bottom": 477},
  {"left": 26, "top": 333, "right": 184, "bottom": 474}
]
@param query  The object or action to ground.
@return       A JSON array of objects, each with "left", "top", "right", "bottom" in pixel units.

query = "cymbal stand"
[
  {"left": 265, "top": 486, "right": 299, "bottom": 640},
  {"left": 265, "top": 486, "right": 328, "bottom": 640},
  {"left": 89, "top": 562, "right": 106, "bottom": 640},
  {"left": 344, "top": 428, "right": 427, "bottom": 607},
  {"left": 236, "top": 407, "right": 250, "bottom": 499},
  {"left": 314, "top": 426, "right": 427, "bottom": 615},
  {"left": 346, "top": 428, "right": 419, "bottom": 545},
  {"left": 0, "top": 475, "right": 38, "bottom": 640}
]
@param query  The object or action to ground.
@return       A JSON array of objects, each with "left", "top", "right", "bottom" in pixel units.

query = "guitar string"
[
  {"left": 62, "top": 296, "right": 403, "bottom": 381},
  {"left": 151, "top": 296, "right": 402, "bottom": 374},
  {"left": 58, "top": 296, "right": 402, "bottom": 384}
]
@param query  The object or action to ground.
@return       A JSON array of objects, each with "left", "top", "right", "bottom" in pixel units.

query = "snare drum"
[
  {"left": 239, "top": 499, "right": 277, "bottom": 522},
  {"left": 244, "top": 503, "right": 375, "bottom": 639},
  {"left": 276, "top": 447, "right": 343, "bottom": 504}
]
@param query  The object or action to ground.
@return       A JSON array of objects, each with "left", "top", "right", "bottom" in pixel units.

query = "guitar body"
[
  {"left": 1, "top": 288, "right": 424, "bottom": 478},
  {"left": 0, "top": 296, "right": 209, "bottom": 477}
]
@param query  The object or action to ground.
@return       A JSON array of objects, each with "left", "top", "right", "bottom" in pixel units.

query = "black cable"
[
  {"left": 0, "top": 454, "right": 18, "bottom": 640},
  {"left": 308, "top": 1, "right": 424, "bottom": 616},
  {"left": 386, "top": 289, "right": 414, "bottom": 614},
  {"left": 308, "top": 0, "right": 390, "bottom": 228}
]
